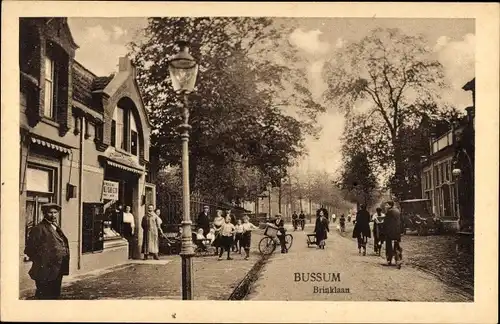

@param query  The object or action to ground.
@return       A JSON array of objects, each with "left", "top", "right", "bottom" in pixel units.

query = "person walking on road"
[
  {"left": 352, "top": 204, "right": 371, "bottom": 255},
  {"left": 339, "top": 214, "right": 346, "bottom": 233},
  {"left": 314, "top": 209, "right": 330, "bottom": 249},
  {"left": 141, "top": 204, "right": 167, "bottom": 260},
  {"left": 291, "top": 211, "right": 298, "bottom": 230},
  {"left": 24, "top": 203, "right": 70, "bottom": 300},
  {"left": 241, "top": 216, "right": 259, "bottom": 260},
  {"left": 298, "top": 211, "right": 306, "bottom": 230},
  {"left": 384, "top": 201, "right": 403, "bottom": 268},
  {"left": 372, "top": 207, "right": 386, "bottom": 255}
]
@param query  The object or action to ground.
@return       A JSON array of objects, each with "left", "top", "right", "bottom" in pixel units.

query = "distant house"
[{"left": 420, "top": 78, "right": 475, "bottom": 231}]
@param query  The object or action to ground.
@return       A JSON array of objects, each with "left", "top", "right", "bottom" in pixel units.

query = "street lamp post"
[{"left": 168, "top": 41, "right": 199, "bottom": 300}]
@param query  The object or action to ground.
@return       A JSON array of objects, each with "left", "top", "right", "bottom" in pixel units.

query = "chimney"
[{"left": 118, "top": 56, "right": 136, "bottom": 78}]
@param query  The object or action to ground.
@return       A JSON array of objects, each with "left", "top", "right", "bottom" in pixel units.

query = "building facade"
[
  {"left": 19, "top": 18, "right": 155, "bottom": 290},
  {"left": 420, "top": 78, "right": 475, "bottom": 231}
]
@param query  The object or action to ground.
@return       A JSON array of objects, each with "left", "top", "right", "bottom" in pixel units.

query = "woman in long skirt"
[
  {"left": 141, "top": 204, "right": 166, "bottom": 260},
  {"left": 352, "top": 204, "right": 371, "bottom": 255},
  {"left": 212, "top": 209, "right": 225, "bottom": 256},
  {"left": 314, "top": 210, "right": 330, "bottom": 249}
]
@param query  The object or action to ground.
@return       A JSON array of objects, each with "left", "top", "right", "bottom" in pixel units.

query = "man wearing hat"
[
  {"left": 196, "top": 205, "right": 211, "bottom": 237},
  {"left": 24, "top": 203, "right": 70, "bottom": 299}
]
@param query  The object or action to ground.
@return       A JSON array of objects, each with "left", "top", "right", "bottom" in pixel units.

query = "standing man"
[
  {"left": 24, "top": 203, "right": 70, "bottom": 299},
  {"left": 197, "top": 205, "right": 211, "bottom": 236},
  {"left": 384, "top": 201, "right": 403, "bottom": 268}
]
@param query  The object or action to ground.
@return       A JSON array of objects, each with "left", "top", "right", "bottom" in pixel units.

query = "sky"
[{"left": 67, "top": 17, "right": 475, "bottom": 176}]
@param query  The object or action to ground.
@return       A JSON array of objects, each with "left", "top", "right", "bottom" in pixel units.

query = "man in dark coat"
[
  {"left": 384, "top": 201, "right": 403, "bottom": 267},
  {"left": 197, "top": 205, "right": 211, "bottom": 236},
  {"left": 352, "top": 204, "right": 371, "bottom": 255},
  {"left": 24, "top": 203, "right": 70, "bottom": 299},
  {"left": 298, "top": 211, "right": 306, "bottom": 230}
]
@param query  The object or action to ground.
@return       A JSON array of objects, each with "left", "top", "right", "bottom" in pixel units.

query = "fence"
[{"left": 157, "top": 192, "right": 255, "bottom": 232}]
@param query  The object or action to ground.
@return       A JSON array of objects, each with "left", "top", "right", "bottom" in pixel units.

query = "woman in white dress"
[{"left": 141, "top": 204, "right": 166, "bottom": 260}]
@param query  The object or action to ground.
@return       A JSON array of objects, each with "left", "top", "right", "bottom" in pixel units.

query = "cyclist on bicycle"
[
  {"left": 291, "top": 211, "right": 298, "bottom": 231},
  {"left": 298, "top": 211, "right": 306, "bottom": 231},
  {"left": 270, "top": 214, "right": 288, "bottom": 253}
]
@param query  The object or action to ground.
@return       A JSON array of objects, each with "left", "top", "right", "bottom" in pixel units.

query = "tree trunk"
[
  {"left": 392, "top": 137, "right": 406, "bottom": 201},
  {"left": 278, "top": 183, "right": 282, "bottom": 213}
]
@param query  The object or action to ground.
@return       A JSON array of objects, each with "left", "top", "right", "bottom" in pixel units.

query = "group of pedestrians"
[
  {"left": 196, "top": 206, "right": 258, "bottom": 261},
  {"left": 291, "top": 211, "right": 307, "bottom": 230},
  {"left": 352, "top": 201, "right": 403, "bottom": 267}
]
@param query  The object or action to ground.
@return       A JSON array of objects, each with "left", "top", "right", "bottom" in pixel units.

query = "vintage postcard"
[{"left": 1, "top": 1, "right": 498, "bottom": 323}]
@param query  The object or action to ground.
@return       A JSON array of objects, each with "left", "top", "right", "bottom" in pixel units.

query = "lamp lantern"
[{"left": 168, "top": 41, "right": 198, "bottom": 93}]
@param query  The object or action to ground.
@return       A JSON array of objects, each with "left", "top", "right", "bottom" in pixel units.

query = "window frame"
[
  {"left": 24, "top": 163, "right": 58, "bottom": 261},
  {"left": 43, "top": 54, "right": 56, "bottom": 119}
]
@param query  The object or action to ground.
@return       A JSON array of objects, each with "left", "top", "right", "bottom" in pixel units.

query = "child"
[
  {"left": 196, "top": 228, "right": 206, "bottom": 240},
  {"left": 206, "top": 228, "right": 216, "bottom": 245},
  {"left": 234, "top": 219, "right": 244, "bottom": 254},
  {"left": 218, "top": 215, "right": 235, "bottom": 260},
  {"left": 241, "top": 216, "right": 258, "bottom": 260}
]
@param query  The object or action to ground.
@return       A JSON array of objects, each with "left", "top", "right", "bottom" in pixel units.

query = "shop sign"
[{"left": 102, "top": 180, "right": 119, "bottom": 200}]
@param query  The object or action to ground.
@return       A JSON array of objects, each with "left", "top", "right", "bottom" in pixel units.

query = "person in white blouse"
[
  {"left": 122, "top": 205, "right": 135, "bottom": 259},
  {"left": 372, "top": 207, "right": 386, "bottom": 255}
]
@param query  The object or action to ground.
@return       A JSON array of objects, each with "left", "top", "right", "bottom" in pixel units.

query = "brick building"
[
  {"left": 420, "top": 78, "right": 475, "bottom": 231},
  {"left": 19, "top": 18, "right": 155, "bottom": 291}
]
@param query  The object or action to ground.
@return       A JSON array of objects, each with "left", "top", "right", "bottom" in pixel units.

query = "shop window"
[
  {"left": 82, "top": 203, "right": 104, "bottom": 254},
  {"left": 44, "top": 55, "right": 56, "bottom": 119},
  {"left": 24, "top": 165, "right": 57, "bottom": 260}
]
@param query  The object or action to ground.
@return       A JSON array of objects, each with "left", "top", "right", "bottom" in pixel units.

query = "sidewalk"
[{"left": 21, "top": 232, "right": 265, "bottom": 300}]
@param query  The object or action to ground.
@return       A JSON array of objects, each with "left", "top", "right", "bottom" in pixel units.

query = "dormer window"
[
  {"left": 111, "top": 102, "right": 139, "bottom": 156},
  {"left": 44, "top": 55, "right": 56, "bottom": 119}
]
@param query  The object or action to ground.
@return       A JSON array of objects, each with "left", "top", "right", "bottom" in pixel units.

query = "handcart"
[{"left": 306, "top": 233, "right": 317, "bottom": 247}]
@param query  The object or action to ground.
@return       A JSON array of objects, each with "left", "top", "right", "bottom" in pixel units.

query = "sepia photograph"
[{"left": 1, "top": 2, "right": 498, "bottom": 323}]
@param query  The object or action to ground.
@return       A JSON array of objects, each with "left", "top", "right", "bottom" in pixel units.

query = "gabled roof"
[{"left": 462, "top": 78, "right": 475, "bottom": 91}]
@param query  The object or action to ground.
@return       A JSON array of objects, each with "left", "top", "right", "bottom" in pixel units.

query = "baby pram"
[{"left": 192, "top": 233, "right": 215, "bottom": 256}]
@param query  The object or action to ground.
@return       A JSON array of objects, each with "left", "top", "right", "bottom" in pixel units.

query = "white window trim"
[{"left": 44, "top": 56, "right": 55, "bottom": 119}]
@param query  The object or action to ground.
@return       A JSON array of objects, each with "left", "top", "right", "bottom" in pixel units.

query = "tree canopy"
[
  {"left": 323, "top": 27, "right": 453, "bottom": 199},
  {"left": 130, "top": 18, "right": 324, "bottom": 202}
]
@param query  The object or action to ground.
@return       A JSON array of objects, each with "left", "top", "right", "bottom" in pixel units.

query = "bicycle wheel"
[
  {"left": 258, "top": 237, "right": 276, "bottom": 255},
  {"left": 284, "top": 234, "right": 293, "bottom": 251}
]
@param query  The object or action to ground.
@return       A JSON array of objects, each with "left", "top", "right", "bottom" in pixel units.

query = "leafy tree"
[
  {"left": 323, "top": 27, "right": 447, "bottom": 199},
  {"left": 340, "top": 151, "right": 378, "bottom": 207},
  {"left": 130, "top": 17, "right": 323, "bottom": 200}
]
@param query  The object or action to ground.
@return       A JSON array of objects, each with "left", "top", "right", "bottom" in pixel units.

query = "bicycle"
[{"left": 258, "top": 225, "right": 293, "bottom": 255}]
